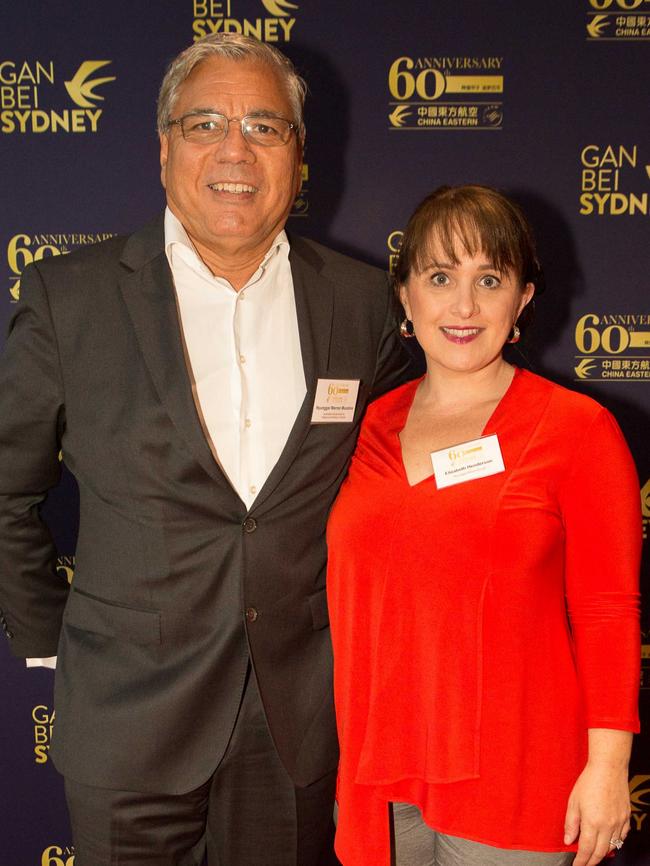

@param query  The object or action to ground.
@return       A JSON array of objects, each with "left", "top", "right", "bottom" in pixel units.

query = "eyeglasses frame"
[{"left": 166, "top": 110, "right": 298, "bottom": 147}]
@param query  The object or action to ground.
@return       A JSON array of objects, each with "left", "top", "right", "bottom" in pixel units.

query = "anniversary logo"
[
  {"left": 6, "top": 232, "right": 116, "bottom": 302},
  {"left": 387, "top": 55, "right": 504, "bottom": 131},
  {"left": 192, "top": 0, "right": 299, "bottom": 42},
  {"left": 41, "top": 846, "right": 75, "bottom": 866},
  {"left": 573, "top": 312, "right": 650, "bottom": 381},
  {"left": 586, "top": 0, "right": 650, "bottom": 40},
  {"left": 0, "top": 59, "right": 115, "bottom": 135},
  {"left": 580, "top": 144, "right": 650, "bottom": 216}
]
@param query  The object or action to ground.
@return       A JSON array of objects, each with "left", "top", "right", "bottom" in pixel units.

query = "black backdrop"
[{"left": 1, "top": 2, "right": 649, "bottom": 863}]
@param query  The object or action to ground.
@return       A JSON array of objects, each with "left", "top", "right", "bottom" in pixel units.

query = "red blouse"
[{"left": 326, "top": 369, "right": 641, "bottom": 865}]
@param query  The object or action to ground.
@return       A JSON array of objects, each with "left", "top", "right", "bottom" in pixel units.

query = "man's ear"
[{"left": 159, "top": 134, "right": 169, "bottom": 189}]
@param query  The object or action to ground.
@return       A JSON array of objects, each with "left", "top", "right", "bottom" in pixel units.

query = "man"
[{"left": 0, "top": 35, "right": 409, "bottom": 865}]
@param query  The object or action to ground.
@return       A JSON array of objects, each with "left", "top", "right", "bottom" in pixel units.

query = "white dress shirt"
[{"left": 165, "top": 207, "right": 306, "bottom": 509}]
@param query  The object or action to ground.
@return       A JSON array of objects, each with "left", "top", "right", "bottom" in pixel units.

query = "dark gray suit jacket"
[{"left": 0, "top": 215, "right": 410, "bottom": 794}]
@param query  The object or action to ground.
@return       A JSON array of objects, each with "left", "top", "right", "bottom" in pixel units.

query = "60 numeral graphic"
[
  {"left": 7, "top": 234, "right": 66, "bottom": 300},
  {"left": 41, "top": 848, "right": 74, "bottom": 866},
  {"left": 388, "top": 58, "right": 445, "bottom": 101},
  {"left": 7, "top": 234, "right": 63, "bottom": 275},
  {"left": 575, "top": 314, "right": 631, "bottom": 354}
]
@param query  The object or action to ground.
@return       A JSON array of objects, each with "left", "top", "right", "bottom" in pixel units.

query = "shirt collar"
[{"left": 164, "top": 207, "right": 289, "bottom": 285}]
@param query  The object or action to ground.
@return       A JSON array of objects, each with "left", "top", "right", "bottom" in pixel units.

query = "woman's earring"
[
  {"left": 507, "top": 324, "right": 521, "bottom": 344},
  {"left": 400, "top": 319, "right": 415, "bottom": 339}
]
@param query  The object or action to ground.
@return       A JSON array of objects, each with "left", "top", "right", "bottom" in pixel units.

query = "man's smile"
[{"left": 207, "top": 182, "right": 258, "bottom": 194}]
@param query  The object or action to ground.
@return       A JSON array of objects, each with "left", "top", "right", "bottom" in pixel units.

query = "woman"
[{"left": 327, "top": 185, "right": 641, "bottom": 866}]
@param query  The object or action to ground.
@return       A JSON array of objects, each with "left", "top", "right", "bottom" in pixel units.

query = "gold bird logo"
[
  {"left": 630, "top": 775, "right": 650, "bottom": 813},
  {"left": 389, "top": 105, "right": 411, "bottom": 128},
  {"left": 574, "top": 358, "right": 597, "bottom": 379},
  {"left": 587, "top": 15, "right": 609, "bottom": 38},
  {"left": 65, "top": 61, "right": 116, "bottom": 108},
  {"left": 261, "top": 0, "right": 299, "bottom": 16}
]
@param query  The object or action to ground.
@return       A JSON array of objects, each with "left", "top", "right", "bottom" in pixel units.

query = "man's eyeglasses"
[{"left": 167, "top": 112, "right": 297, "bottom": 147}]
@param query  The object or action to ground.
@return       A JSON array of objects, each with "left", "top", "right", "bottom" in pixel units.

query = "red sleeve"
[{"left": 560, "top": 407, "right": 641, "bottom": 732}]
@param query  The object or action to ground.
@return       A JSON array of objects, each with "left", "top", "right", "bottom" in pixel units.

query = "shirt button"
[
  {"left": 250, "top": 485, "right": 257, "bottom": 495},
  {"left": 245, "top": 607, "right": 259, "bottom": 622},
  {"left": 242, "top": 517, "right": 257, "bottom": 533},
  {"left": 245, "top": 419, "right": 252, "bottom": 428},
  {"left": 239, "top": 291, "right": 246, "bottom": 300},
  {"left": 239, "top": 354, "right": 246, "bottom": 364}
]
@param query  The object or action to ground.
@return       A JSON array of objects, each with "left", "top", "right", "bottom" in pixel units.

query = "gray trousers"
[{"left": 392, "top": 803, "right": 575, "bottom": 866}]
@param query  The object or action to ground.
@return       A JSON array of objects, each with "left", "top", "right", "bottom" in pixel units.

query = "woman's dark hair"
[{"left": 395, "top": 184, "right": 544, "bottom": 334}]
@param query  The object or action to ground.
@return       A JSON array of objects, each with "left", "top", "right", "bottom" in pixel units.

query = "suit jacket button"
[
  {"left": 6, "top": 630, "right": 14, "bottom": 639},
  {"left": 245, "top": 607, "right": 259, "bottom": 622},
  {"left": 242, "top": 517, "right": 257, "bottom": 533}
]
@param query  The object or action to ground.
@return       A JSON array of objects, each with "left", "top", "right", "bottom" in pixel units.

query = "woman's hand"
[{"left": 564, "top": 730, "right": 633, "bottom": 866}]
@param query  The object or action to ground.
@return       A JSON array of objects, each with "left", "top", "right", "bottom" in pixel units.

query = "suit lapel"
[
  {"left": 118, "top": 222, "right": 334, "bottom": 509},
  {"left": 250, "top": 237, "right": 335, "bottom": 512},
  {"left": 118, "top": 219, "right": 236, "bottom": 492},
  {"left": 291, "top": 237, "right": 335, "bottom": 389}
]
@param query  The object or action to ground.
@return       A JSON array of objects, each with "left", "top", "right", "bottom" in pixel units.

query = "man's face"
[{"left": 160, "top": 56, "right": 302, "bottom": 263}]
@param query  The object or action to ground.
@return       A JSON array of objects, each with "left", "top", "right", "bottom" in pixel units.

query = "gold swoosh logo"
[
  {"left": 574, "top": 358, "right": 597, "bottom": 379},
  {"left": 587, "top": 15, "right": 609, "bottom": 38},
  {"left": 261, "top": 0, "right": 299, "bottom": 16},
  {"left": 389, "top": 105, "right": 411, "bottom": 128},
  {"left": 65, "top": 61, "right": 116, "bottom": 108}
]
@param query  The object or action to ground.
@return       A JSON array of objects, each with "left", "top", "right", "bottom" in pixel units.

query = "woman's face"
[{"left": 399, "top": 235, "right": 534, "bottom": 377}]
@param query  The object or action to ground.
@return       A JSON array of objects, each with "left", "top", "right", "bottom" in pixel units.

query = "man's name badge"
[
  {"left": 430, "top": 433, "right": 505, "bottom": 489},
  {"left": 311, "top": 379, "right": 360, "bottom": 423}
]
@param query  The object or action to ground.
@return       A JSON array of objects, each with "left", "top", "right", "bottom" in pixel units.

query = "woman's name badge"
[
  {"left": 311, "top": 379, "right": 360, "bottom": 423},
  {"left": 430, "top": 433, "right": 505, "bottom": 489}
]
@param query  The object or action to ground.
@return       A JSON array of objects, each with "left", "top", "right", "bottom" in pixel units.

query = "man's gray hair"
[{"left": 157, "top": 34, "right": 307, "bottom": 141}]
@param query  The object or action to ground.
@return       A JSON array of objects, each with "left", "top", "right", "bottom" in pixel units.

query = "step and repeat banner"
[{"left": 1, "top": 1, "right": 649, "bottom": 863}]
